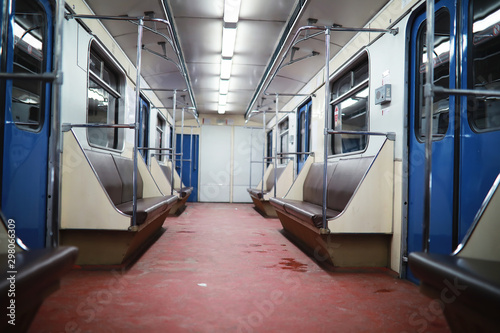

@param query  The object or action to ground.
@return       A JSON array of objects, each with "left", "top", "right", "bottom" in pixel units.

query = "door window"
[
  {"left": 468, "top": 0, "right": 500, "bottom": 131},
  {"left": 414, "top": 9, "right": 451, "bottom": 141},
  {"left": 11, "top": 1, "right": 47, "bottom": 131},
  {"left": 330, "top": 55, "right": 369, "bottom": 154}
]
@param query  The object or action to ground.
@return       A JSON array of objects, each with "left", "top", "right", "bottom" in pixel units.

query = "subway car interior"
[{"left": 1, "top": 0, "right": 500, "bottom": 332}]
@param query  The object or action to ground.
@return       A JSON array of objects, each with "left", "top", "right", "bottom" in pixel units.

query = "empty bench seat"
[
  {"left": 247, "top": 162, "right": 294, "bottom": 217},
  {"left": 158, "top": 164, "right": 193, "bottom": 199},
  {"left": 0, "top": 212, "right": 78, "bottom": 333},
  {"left": 86, "top": 150, "right": 178, "bottom": 226},
  {"left": 247, "top": 164, "right": 287, "bottom": 199},
  {"left": 270, "top": 157, "right": 372, "bottom": 229},
  {"left": 60, "top": 130, "right": 177, "bottom": 265},
  {"left": 409, "top": 173, "right": 500, "bottom": 332},
  {"left": 269, "top": 139, "right": 394, "bottom": 267}
]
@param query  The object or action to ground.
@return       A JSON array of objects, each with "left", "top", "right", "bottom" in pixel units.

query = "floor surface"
[{"left": 30, "top": 203, "right": 450, "bottom": 333}]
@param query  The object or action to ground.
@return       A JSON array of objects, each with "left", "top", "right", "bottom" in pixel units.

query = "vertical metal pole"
[
  {"left": 274, "top": 94, "right": 279, "bottom": 197},
  {"left": 171, "top": 90, "right": 177, "bottom": 195},
  {"left": 322, "top": 28, "right": 331, "bottom": 232},
  {"left": 46, "top": 0, "right": 65, "bottom": 247},
  {"left": 132, "top": 18, "right": 144, "bottom": 228},
  {"left": 189, "top": 127, "right": 193, "bottom": 187},
  {"left": 180, "top": 108, "right": 185, "bottom": 188},
  {"left": 250, "top": 128, "right": 254, "bottom": 188},
  {"left": 261, "top": 110, "right": 266, "bottom": 194},
  {"left": 423, "top": 0, "right": 435, "bottom": 252}
]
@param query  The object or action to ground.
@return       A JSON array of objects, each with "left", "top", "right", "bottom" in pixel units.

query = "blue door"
[
  {"left": 1, "top": 0, "right": 53, "bottom": 249},
  {"left": 458, "top": 0, "right": 500, "bottom": 241},
  {"left": 175, "top": 134, "right": 199, "bottom": 202},
  {"left": 297, "top": 100, "right": 311, "bottom": 173},
  {"left": 407, "top": 0, "right": 500, "bottom": 282}
]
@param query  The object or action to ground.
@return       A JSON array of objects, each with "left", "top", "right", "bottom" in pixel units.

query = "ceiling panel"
[{"left": 83, "top": 0, "right": 391, "bottom": 119}]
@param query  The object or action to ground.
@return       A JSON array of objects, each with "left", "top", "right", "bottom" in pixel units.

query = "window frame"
[
  {"left": 86, "top": 38, "right": 125, "bottom": 151},
  {"left": 10, "top": 2, "right": 49, "bottom": 133},
  {"left": 156, "top": 113, "right": 167, "bottom": 162},
  {"left": 278, "top": 116, "right": 289, "bottom": 165},
  {"left": 467, "top": 0, "right": 500, "bottom": 133},
  {"left": 329, "top": 53, "right": 370, "bottom": 156},
  {"left": 414, "top": 8, "right": 451, "bottom": 142}
]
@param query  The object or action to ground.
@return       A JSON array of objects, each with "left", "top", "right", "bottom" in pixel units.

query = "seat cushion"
[
  {"left": 247, "top": 188, "right": 269, "bottom": 200},
  {"left": 112, "top": 155, "right": 144, "bottom": 203},
  {"left": 116, "top": 195, "right": 178, "bottom": 225},
  {"left": 269, "top": 196, "right": 289, "bottom": 211},
  {"left": 270, "top": 198, "right": 340, "bottom": 228},
  {"left": 283, "top": 199, "right": 341, "bottom": 228},
  {"left": 175, "top": 186, "right": 193, "bottom": 198},
  {"left": 0, "top": 247, "right": 78, "bottom": 316},
  {"left": 327, "top": 157, "right": 372, "bottom": 211},
  {"left": 409, "top": 252, "right": 500, "bottom": 320},
  {"left": 85, "top": 150, "right": 123, "bottom": 205},
  {"left": 303, "top": 163, "right": 337, "bottom": 206}
]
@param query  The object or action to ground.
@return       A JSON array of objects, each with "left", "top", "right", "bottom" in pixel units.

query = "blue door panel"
[
  {"left": 1, "top": 0, "right": 53, "bottom": 249},
  {"left": 407, "top": 0, "right": 456, "bottom": 282},
  {"left": 407, "top": 0, "right": 500, "bottom": 283},
  {"left": 176, "top": 134, "right": 199, "bottom": 202}
]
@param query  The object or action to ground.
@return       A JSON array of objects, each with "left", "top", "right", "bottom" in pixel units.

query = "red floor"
[{"left": 30, "top": 203, "right": 450, "bottom": 333}]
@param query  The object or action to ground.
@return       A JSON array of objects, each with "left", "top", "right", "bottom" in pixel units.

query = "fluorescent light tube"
[
  {"left": 224, "top": 0, "right": 242, "bottom": 23},
  {"left": 219, "top": 94, "right": 228, "bottom": 105},
  {"left": 219, "top": 79, "right": 230, "bottom": 94},
  {"left": 220, "top": 58, "right": 232, "bottom": 79},
  {"left": 222, "top": 26, "right": 237, "bottom": 57}
]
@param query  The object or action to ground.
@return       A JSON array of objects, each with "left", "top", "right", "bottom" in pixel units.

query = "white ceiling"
[{"left": 82, "top": 0, "right": 390, "bottom": 121}]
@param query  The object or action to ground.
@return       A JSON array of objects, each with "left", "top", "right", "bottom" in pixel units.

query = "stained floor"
[{"left": 30, "top": 203, "right": 450, "bottom": 333}]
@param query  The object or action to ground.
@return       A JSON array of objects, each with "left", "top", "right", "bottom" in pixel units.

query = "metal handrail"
[
  {"left": 0, "top": 72, "right": 58, "bottom": 81},
  {"left": 62, "top": 123, "right": 135, "bottom": 131},
  {"left": 277, "top": 152, "right": 315, "bottom": 156},
  {"left": 327, "top": 130, "right": 396, "bottom": 141},
  {"left": 321, "top": 131, "right": 397, "bottom": 232}
]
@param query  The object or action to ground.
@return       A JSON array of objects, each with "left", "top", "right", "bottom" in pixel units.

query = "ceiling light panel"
[
  {"left": 219, "top": 79, "right": 230, "bottom": 94},
  {"left": 222, "top": 24, "right": 237, "bottom": 57},
  {"left": 220, "top": 58, "right": 233, "bottom": 79},
  {"left": 224, "top": 0, "right": 242, "bottom": 23}
]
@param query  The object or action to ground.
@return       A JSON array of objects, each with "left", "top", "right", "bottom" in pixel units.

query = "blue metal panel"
[
  {"left": 176, "top": 134, "right": 199, "bottom": 202},
  {"left": 1, "top": 0, "right": 53, "bottom": 249},
  {"left": 407, "top": 0, "right": 456, "bottom": 282},
  {"left": 458, "top": 0, "right": 500, "bottom": 241}
]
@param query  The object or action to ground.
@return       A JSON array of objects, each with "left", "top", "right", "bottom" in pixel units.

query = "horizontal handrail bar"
[
  {"left": 434, "top": 86, "right": 500, "bottom": 98},
  {"left": 66, "top": 14, "right": 169, "bottom": 25},
  {"left": 277, "top": 152, "right": 315, "bottom": 156},
  {"left": 0, "top": 72, "right": 58, "bottom": 81},
  {"left": 264, "top": 93, "right": 316, "bottom": 97},
  {"left": 62, "top": 123, "right": 135, "bottom": 131},
  {"left": 138, "top": 147, "right": 173, "bottom": 151},
  {"left": 327, "top": 130, "right": 396, "bottom": 141}
]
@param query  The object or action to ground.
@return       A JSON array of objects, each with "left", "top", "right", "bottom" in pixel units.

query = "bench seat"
[
  {"left": 270, "top": 139, "right": 395, "bottom": 267},
  {"left": 408, "top": 173, "right": 500, "bottom": 332},
  {"left": 248, "top": 163, "right": 294, "bottom": 217},
  {"left": 116, "top": 196, "right": 178, "bottom": 226},
  {"left": 409, "top": 252, "right": 500, "bottom": 331},
  {"left": 246, "top": 188, "right": 269, "bottom": 200},
  {"left": 0, "top": 241, "right": 78, "bottom": 333},
  {"left": 86, "top": 150, "right": 177, "bottom": 226},
  {"left": 247, "top": 164, "right": 286, "bottom": 199},
  {"left": 158, "top": 164, "right": 193, "bottom": 197},
  {"left": 270, "top": 158, "right": 371, "bottom": 230},
  {"left": 269, "top": 197, "right": 341, "bottom": 228}
]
